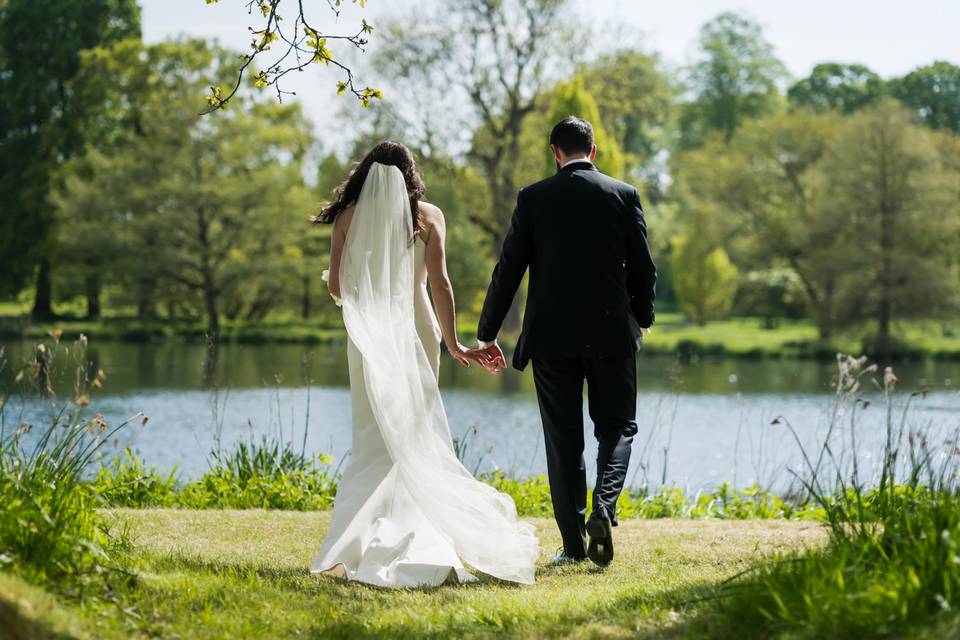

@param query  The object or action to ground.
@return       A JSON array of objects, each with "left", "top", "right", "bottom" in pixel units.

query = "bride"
[{"left": 310, "top": 141, "right": 539, "bottom": 587}]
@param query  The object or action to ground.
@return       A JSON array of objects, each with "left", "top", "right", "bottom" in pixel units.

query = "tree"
[
  {"left": 889, "top": 61, "right": 960, "bottom": 133},
  {"left": 818, "top": 99, "right": 959, "bottom": 361},
  {"left": 0, "top": 0, "right": 140, "bottom": 317},
  {"left": 671, "top": 226, "right": 739, "bottom": 326},
  {"left": 671, "top": 110, "right": 848, "bottom": 339},
  {"left": 50, "top": 37, "right": 177, "bottom": 318},
  {"left": 51, "top": 38, "right": 235, "bottom": 320},
  {"left": 788, "top": 63, "right": 885, "bottom": 114},
  {"left": 545, "top": 75, "right": 625, "bottom": 179},
  {"left": 678, "top": 12, "right": 787, "bottom": 149},
  {"left": 53, "top": 40, "right": 314, "bottom": 337}
]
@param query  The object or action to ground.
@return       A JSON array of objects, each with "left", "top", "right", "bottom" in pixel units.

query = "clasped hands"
[{"left": 447, "top": 342, "right": 507, "bottom": 373}]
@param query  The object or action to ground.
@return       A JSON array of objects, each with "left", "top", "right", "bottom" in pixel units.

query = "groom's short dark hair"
[{"left": 550, "top": 116, "right": 594, "bottom": 155}]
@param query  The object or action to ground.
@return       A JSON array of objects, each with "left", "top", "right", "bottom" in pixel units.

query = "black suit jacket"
[{"left": 477, "top": 161, "right": 657, "bottom": 371}]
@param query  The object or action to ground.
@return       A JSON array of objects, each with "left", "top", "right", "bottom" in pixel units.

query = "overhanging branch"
[{"left": 201, "top": 0, "right": 381, "bottom": 113}]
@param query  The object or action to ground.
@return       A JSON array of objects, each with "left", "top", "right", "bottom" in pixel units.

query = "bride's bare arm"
[
  {"left": 422, "top": 204, "right": 472, "bottom": 367},
  {"left": 327, "top": 206, "right": 354, "bottom": 299}
]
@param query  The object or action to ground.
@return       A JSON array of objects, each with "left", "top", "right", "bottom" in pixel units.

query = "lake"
[{"left": 2, "top": 339, "right": 959, "bottom": 491}]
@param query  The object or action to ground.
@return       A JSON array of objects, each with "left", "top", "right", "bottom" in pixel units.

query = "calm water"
[{"left": 2, "top": 339, "right": 959, "bottom": 491}]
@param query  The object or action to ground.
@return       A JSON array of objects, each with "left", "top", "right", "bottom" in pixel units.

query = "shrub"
[
  {"left": 94, "top": 449, "right": 177, "bottom": 508},
  {"left": 177, "top": 464, "right": 337, "bottom": 511},
  {"left": 672, "top": 232, "right": 739, "bottom": 326},
  {"left": 483, "top": 472, "right": 553, "bottom": 518},
  {"left": 92, "top": 436, "right": 340, "bottom": 512}
]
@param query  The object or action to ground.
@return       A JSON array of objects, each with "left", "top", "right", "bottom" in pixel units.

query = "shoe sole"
[{"left": 586, "top": 518, "right": 614, "bottom": 567}]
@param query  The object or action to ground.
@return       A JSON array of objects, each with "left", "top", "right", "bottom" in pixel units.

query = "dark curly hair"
[{"left": 311, "top": 140, "right": 426, "bottom": 233}]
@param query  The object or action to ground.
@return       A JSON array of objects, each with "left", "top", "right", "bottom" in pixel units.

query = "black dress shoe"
[{"left": 586, "top": 513, "right": 614, "bottom": 567}]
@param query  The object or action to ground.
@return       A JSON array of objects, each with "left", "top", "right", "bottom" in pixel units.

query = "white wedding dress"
[{"left": 311, "top": 162, "right": 538, "bottom": 587}]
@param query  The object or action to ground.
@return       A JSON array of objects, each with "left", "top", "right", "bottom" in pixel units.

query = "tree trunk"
[
  {"left": 85, "top": 273, "right": 101, "bottom": 320},
  {"left": 877, "top": 213, "right": 893, "bottom": 363},
  {"left": 137, "top": 278, "right": 156, "bottom": 320},
  {"left": 31, "top": 257, "right": 54, "bottom": 320},
  {"left": 204, "top": 285, "right": 220, "bottom": 340},
  {"left": 817, "top": 322, "right": 832, "bottom": 342},
  {"left": 877, "top": 130, "right": 894, "bottom": 364},
  {"left": 301, "top": 270, "right": 311, "bottom": 320},
  {"left": 816, "top": 280, "right": 834, "bottom": 341},
  {"left": 877, "top": 298, "right": 892, "bottom": 363}
]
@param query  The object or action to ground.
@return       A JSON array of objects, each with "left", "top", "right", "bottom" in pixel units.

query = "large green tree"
[
  {"left": 671, "top": 111, "right": 847, "bottom": 339},
  {"left": 818, "top": 99, "right": 959, "bottom": 360},
  {"left": 889, "top": 61, "right": 960, "bottom": 133},
  {"left": 678, "top": 12, "right": 787, "bottom": 149},
  {"left": 53, "top": 40, "right": 315, "bottom": 337},
  {"left": 0, "top": 0, "right": 140, "bottom": 316},
  {"left": 788, "top": 63, "right": 885, "bottom": 114}
]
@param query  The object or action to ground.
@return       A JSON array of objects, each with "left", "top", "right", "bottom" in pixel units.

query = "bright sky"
[{"left": 141, "top": 0, "right": 960, "bottom": 141}]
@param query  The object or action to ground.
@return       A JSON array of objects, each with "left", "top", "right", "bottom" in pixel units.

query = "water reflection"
[{"left": 2, "top": 338, "right": 959, "bottom": 490}]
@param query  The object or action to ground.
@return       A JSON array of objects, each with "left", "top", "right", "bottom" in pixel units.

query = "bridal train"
[{"left": 311, "top": 161, "right": 538, "bottom": 587}]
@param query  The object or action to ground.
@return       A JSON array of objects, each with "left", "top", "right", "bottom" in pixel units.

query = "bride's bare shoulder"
[
  {"left": 418, "top": 201, "right": 443, "bottom": 221},
  {"left": 417, "top": 202, "right": 445, "bottom": 240},
  {"left": 420, "top": 201, "right": 443, "bottom": 227},
  {"left": 333, "top": 204, "right": 356, "bottom": 238}
]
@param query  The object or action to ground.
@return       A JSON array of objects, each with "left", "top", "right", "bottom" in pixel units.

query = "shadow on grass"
[
  {"left": 302, "top": 575, "right": 714, "bottom": 640},
  {"left": 145, "top": 552, "right": 524, "bottom": 594},
  {"left": 132, "top": 549, "right": 738, "bottom": 638},
  {"left": 0, "top": 594, "right": 77, "bottom": 640}
]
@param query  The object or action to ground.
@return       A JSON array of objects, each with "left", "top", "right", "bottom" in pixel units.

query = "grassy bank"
[
  {"left": 4, "top": 307, "right": 960, "bottom": 360},
  {"left": 0, "top": 509, "right": 826, "bottom": 639}
]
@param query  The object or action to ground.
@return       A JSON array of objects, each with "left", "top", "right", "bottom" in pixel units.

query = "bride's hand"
[{"left": 447, "top": 342, "right": 474, "bottom": 368}]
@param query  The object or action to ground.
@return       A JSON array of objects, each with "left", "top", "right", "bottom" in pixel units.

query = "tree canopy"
[{"left": 0, "top": 0, "right": 141, "bottom": 314}]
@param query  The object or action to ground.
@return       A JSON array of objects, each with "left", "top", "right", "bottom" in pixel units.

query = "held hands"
[
  {"left": 447, "top": 342, "right": 492, "bottom": 368},
  {"left": 469, "top": 343, "right": 507, "bottom": 374},
  {"left": 446, "top": 341, "right": 507, "bottom": 373}
]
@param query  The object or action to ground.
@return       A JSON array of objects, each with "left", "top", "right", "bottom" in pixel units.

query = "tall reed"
[
  {"left": 0, "top": 333, "right": 141, "bottom": 592},
  {"left": 699, "top": 354, "right": 960, "bottom": 638}
]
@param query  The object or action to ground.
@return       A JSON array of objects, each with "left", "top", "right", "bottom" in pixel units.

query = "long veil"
[{"left": 339, "top": 162, "right": 538, "bottom": 583}]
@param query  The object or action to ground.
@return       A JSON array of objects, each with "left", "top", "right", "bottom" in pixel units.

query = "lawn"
[
  {"left": 0, "top": 509, "right": 826, "bottom": 639},
  {"left": 643, "top": 312, "right": 831, "bottom": 355}
]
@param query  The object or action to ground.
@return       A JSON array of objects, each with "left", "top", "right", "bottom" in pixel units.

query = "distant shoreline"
[{"left": 2, "top": 313, "right": 960, "bottom": 362}]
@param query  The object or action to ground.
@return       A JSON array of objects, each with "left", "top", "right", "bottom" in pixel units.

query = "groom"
[{"left": 474, "top": 116, "right": 656, "bottom": 567}]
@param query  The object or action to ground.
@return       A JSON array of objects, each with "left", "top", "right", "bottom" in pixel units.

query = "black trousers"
[{"left": 532, "top": 353, "right": 638, "bottom": 559}]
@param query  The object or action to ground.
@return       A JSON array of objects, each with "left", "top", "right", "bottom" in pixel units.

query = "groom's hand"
[{"left": 474, "top": 341, "right": 507, "bottom": 373}]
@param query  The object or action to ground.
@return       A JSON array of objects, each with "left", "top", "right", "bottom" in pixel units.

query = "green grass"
[
  {"left": 0, "top": 509, "right": 826, "bottom": 639},
  {"left": 643, "top": 312, "right": 835, "bottom": 357},
  {"left": 697, "top": 491, "right": 960, "bottom": 639},
  {"left": 0, "top": 312, "right": 347, "bottom": 345}
]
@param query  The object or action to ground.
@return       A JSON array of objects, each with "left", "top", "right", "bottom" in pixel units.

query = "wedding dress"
[{"left": 311, "top": 162, "right": 538, "bottom": 587}]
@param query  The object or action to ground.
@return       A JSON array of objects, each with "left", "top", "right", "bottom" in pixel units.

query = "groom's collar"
[{"left": 559, "top": 157, "right": 596, "bottom": 173}]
